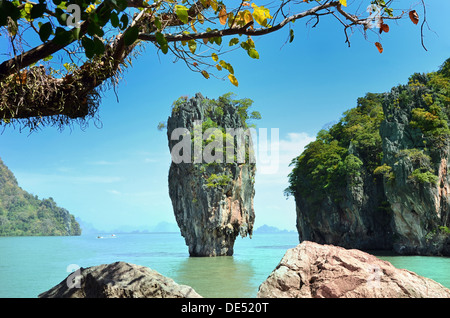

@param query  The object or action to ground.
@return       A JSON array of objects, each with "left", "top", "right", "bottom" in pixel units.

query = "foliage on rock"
[{"left": 0, "top": 157, "right": 81, "bottom": 236}]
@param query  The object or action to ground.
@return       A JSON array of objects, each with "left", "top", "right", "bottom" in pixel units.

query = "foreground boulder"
[
  {"left": 38, "top": 261, "right": 202, "bottom": 298},
  {"left": 257, "top": 241, "right": 450, "bottom": 298}
]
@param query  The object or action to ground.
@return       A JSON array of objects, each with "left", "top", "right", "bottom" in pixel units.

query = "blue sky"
[{"left": 1, "top": 0, "right": 450, "bottom": 232}]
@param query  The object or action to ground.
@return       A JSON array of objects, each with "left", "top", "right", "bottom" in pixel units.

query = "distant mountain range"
[
  {"left": 253, "top": 224, "right": 296, "bottom": 234},
  {"left": 77, "top": 219, "right": 295, "bottom": 235},
  {"left": 76, "top": 219, "right": 181, "bottom": 234}
]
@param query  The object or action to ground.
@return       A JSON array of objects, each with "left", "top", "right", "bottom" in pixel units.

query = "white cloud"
[
  {"left": 15, "top": 172, "right": 121, "bottom": 186},
  {"left": 253, "top": 131, "right": 315, "bottom": 231},
  {"left": 255, "top": 131, "right": 315, "bottom": 182},
  {"left": 108, "top": 190, "right": 122, "bottom": 195},
  {"left": 279, "top": 132, "right": 316, "bottom": 168},
  {"left": 89, "top": 160, "right": 119, "bottom": 165}
]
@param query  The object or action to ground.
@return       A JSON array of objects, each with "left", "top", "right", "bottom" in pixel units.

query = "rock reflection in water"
[{"left": 172, "top": 256, "right": 255, "bottom": 298}]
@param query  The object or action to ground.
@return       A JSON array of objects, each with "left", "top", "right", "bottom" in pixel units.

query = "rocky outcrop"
[
  {"left": 295, "top": 162, "right": 392, "bottom": 251},
  {"left": 38, "top": 261, "right": 202, "bottom": 298},
  {"left": 257, "top": 241, "right": 450, "bottom": 298},
  {"left": 290, "top": 60, "right": 450, "bottom": 256},
  {"left": 166, "top": 93, "right": 255, "bottom": 256},
  {"left": 380, "top": 83, "right": 450, "bottom": 255},
  {"left": 292, "top": 93, "right": 393, "bottom": 251},
  {"left": 0, "top": 156, "right": 81, "bottom": 236}
]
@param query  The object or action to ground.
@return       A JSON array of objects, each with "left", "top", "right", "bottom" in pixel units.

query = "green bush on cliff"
[
  {"left": 0, "top": 159, "right": 81, "bottom": 236},
  {"left": 397, "top": 148, "right": 432, "bottom": 167},
  {"left": 396, "top": 149, "right": 439, "bottom": 185},
  {"left": 410, "top": 106, "right": 450, "bottom": 142},
  {"left": 409, "top": 169, "right": 439, "bottom": 185},
  {"left": 286, "top": 93, "right": 384, "bottom": 205},
  {"left": 374, "top": 164, "right": 395, "bottom": 183},
  {"left": 407, "top": 61, "right": 450, "bottom": 149},
  {"left": 201, "top": 92, "right": 261, "bottom": 129},
  {"left": 161, "top": 93, "right": 261, "bottom": 190},
  {"left": 287, "top": 58, "right": 450, "bottom": 211},
  {"left": 206, "top": 173, "right": 232, "bottom": 188}
]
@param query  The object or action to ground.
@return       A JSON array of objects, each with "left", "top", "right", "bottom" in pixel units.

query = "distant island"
[
  {"left": 254, "top": 224, "right": 296, "bottom": 234},
  {"left": 77, "top": 220, "right": 181, "bottom": 235},
  {"left": 0, "top": 157, "right": 81, "bottom": 236}
]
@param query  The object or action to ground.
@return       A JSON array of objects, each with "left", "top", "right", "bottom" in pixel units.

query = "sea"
[{"left": 0, "top": 232, "right": 449, "bottom": 298}]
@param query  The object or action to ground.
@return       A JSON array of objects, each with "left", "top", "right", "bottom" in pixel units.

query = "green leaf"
[
  {"left": 229, "top": 38, "right": 239, "bottom": 46},
  {"left": 384, "top": 7, "right": 394, "bottom": 17},
  {"left": 43, "top": 55, "right": 53, "bottom": 62},
  {"left": 175, "top": 5, "right": 189, "bottom": 24},
  {"left": 93, "top": 37, "right": 105, "bottom": 55},
  {"left": 56, "top": 1, "right": 67, "bottom": 10},
  {"left": 123, "top": 25, "right": 139, "bottom": 46},
  {"left": 155, "top": 32, "right": 166, "bottom": 46},
  {"left": 219, "top": 60, "right": 234, "bottom": 74},
  {"left": 240, "top": 41, "right": 250, "bottom": 51},
  {"left": 289, "top": 29, "right": 294, "bottom": 43},
  {"left": 210, "top": 0, "right": 218, "bottom": 12},
  {"left": 0, "top": 0, "right": 20, "bottom": 26},
  {"left": 116, "top": 0, "right": 128, "bottom": 11},
  {"left": 72, "top": 27, "right": 81, "bottom": 40},
  {"left": 55, "top": 8, "right": 68, "bottom": 26},
  {"left": 211, "top": 53, "right": 219, "bottom": 62},
  {"left": 228, "top": 74, "right": 238, "bottom": 87},
  {"left": 110, "top": 11, "right": 119, "bottom": 28},
  {"left": 81, "top": 36, "right": 95, "bottom": 59},
  {"left": 214, "top": 36, "right": 222, "bottom": 46},
  {"left": 53, "top": 27, "right": 73, "bottom": 45},
  {"left": 154, "top": 17, "right": 162, "bottom": 30},
  {"left": 97, "top": 5, "right": 111, "bottom": 26},
  {"left": 188, "top": 39, "right": 197, "bottom": 54},
  {"left": 248, "top": 48, "right": 259, "bottom": 59},
  {"left": 30, "top": 3, "right": 46, "bottom": 19},
  {"left": 39, "top": 22, "right": 52, "bottom": 42},
  {"left": 24, "top": 2, "right": 33, "bottom": 15},
  {"left": 87, "top": 21, "right": 102, "bottom": 36},
  {"left": 251, "top": 4, "right": 272, "bottom": 27},
  {"left": 201, "top": 70, "right": 210, "bottom": 79},
  {"left": 155, "top": 32, "right": 168, "bottom": 54},
  {"left": 119, "top": 13, "right": 128, "bottom": 30}
]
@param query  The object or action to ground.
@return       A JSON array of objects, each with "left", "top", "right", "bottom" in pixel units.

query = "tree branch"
[{"left": 138, "top": 1, "right": 340, "bottom": 43}]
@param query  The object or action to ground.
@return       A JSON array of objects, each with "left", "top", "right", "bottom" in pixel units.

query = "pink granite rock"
[{"left": 257, "top": 241, "right": 450, "bottom": 298}]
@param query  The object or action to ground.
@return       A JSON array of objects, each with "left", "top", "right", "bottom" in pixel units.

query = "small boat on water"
[{"left": 97, "top": 236, "right": 103, "bottom": 239}]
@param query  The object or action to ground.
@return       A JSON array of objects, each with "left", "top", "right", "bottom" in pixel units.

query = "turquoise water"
[{"left": 0, "top": 233, "right": 449, "bottom": 298}]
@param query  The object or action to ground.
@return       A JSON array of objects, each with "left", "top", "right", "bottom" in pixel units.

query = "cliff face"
[
  {"left": 295, "top": 161, "right": 392, "bottom": 251},
  {"left": 289, "top": 59, "right": 450, "bottom": 255},
  {"left": 381, "top": 82, "right": 450, "bottom": 255},
  {"left": 290, "top": 93, "right": 393, "bottom": 251},
  {"left": 0, "top": 157, "right": 81, "bottom": 236},
  {"left": 166, "top": 93, "right": 256, "bottom": 256}
]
